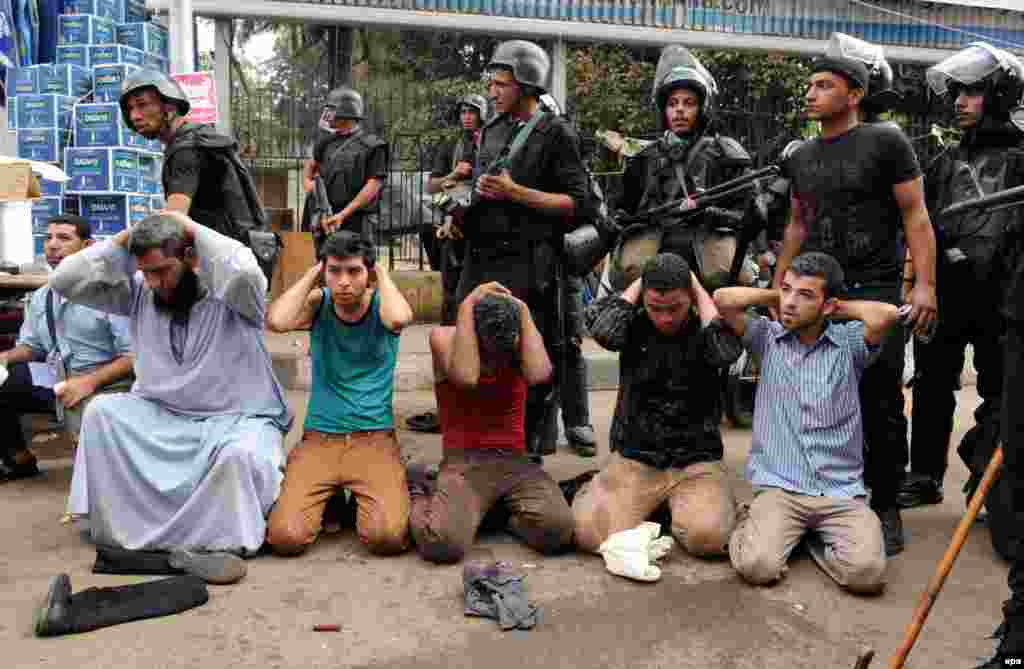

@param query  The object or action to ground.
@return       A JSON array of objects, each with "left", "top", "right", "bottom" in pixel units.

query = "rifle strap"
[{"left": 483, "top": 111, "right": 545, "bottom": 174}]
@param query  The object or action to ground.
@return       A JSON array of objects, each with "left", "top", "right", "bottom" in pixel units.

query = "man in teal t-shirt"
[{"left": 265, "top": 231, "right": 414, "bottom": 555}]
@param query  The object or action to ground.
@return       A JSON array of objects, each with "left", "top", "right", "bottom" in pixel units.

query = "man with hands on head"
[
  {"left": 715, "top": 252, "right": 898, "bottom": 594},
  {"left": 408, "top": 281, "right": 574, "bottom": 563},
  {"left": 50, "top": 210, "right": 292, "bottom": 580},
  {"left": 265, "top": 231, "right": 414, "bottom": 556},
  {"left": 572, "top": 253, "right": 742, "bottom": 578}
]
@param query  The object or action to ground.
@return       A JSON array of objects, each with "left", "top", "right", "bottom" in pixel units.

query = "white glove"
[{"left": 598, "top": 522, "right": 672, "bottom": 583}]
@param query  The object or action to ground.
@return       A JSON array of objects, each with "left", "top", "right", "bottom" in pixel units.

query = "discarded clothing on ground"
[
  {"left": 463, "top": 560, "right": 540, "bottom": 630},
  {"left": 598, "top": 521, "right": 675, "bottom": 582}
]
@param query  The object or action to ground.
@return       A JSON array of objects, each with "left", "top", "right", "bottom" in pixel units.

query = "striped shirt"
[{"left": 743, "top": 316, "right": 878, "bottom": 498}]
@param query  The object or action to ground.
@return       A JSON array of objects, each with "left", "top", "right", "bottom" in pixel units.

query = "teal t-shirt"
[{"left": 304, "top": 288, "right": 401, "bottom": 433}]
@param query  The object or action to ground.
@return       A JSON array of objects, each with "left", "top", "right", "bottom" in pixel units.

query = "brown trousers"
[
  {"left": 266, "top": 430, "right": 409, "bottom": 556},
  {"left": 572, "top": 453, "right": 737, "bottom": 558},
  {"left": 409, "top": 448, "right": 574, "bottom": 563},
  {"left": 729, "top": 487, "right": 886, "bottom": 594}
]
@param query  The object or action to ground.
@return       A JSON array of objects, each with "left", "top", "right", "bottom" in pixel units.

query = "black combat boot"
[{"left": 34, "top": 573, "right": 209, "bottom": 637}]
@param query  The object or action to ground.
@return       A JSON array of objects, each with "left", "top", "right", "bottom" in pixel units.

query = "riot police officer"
[
  {"left": 613, "top": 46, "right": 753, "bottom": 293},
  {"left": 119, "top": 69, "right": 270, "bottom": 246},
  {"left": 901, "top": 44, "right": 1024, "bottom": 514},
  {"left": 303, "top": 87, "right": 388, "bottom": 241},
  {"left": 454, "top": 40, "right": 591, "bottom": 461},
  {"left": 426, "top": 93, "right": 487, "bottom": 325}
]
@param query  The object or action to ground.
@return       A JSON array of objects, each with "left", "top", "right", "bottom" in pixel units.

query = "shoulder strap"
[
  {"left": 45, "top": 290, "right": 68, "bottom": 378},
  {"left": 485, "top": 110, "right": 545, "bottom": 173}
]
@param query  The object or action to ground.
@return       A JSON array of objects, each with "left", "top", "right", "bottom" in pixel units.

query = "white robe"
[{"left": 52, "top": 224, "right": 294, "bottom": 553}]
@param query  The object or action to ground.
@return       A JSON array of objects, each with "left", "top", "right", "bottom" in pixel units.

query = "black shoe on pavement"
[
  {"left": 34, "top": 573, "right": 72, "bottom": 637},
  {"left": 1, "top": 448, "right": 40, "bottom": 482},
  {"left": 876, "top": 507, "right": 905, "bottom": 556},
  {"left": 896, "top": 472, "right": 944, "bottom": 509},
  {"left": 565, "top": 425, "right": 597, "bottom": 458}
]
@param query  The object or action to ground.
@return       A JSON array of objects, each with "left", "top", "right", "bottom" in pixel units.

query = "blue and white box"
[
  {"left": 138, "top": 152, "right": 162, "bottom": 194},
  {"left": 90, "top": 44, "right": 145, "bottom": 68},
  {"left": 74, "top": 102, "right": 123, "bottom": 146},
  {"left": 80, "top": 193, "right": 151, "bottom": 234},
  {"left": 56, "top": 45, "right": 91, "bottom": 69},
  {"left": 17, "top": 128, "right": 72, "bottom": 162},
  {"left": 39, "top": 170, "right": 65, "bottom": 197},
  {"left": 33, "top": 235, "right": 47, "bottom": 257},
  {"left": 116, "top": 22, "right": 167, "bottom": 58},
  {"left": 143, "top": 52, "right": 169, "bottom": 74},
  {"left": 7, "top": 99, "right": 16, "bottom": 130},
  {"left": 59, "top": 14, "right": 116, "bottom": 46},
  {"left": 40, "top": 64, "right": 93, "bottom": 98},
  {"left": 32, "top": 197, "right": 65, "bottom": 234},
  {"left": 9, "top": 66, "right": 41, "bottom": 95},
  {"left": 93, "top": 63, "right": 140, "bottom": 103},
  {"left": 65, "top": 195, "right": 81, "bottom": 216},
  {"left": 17, "top": 95, "right": 76, "bottom": 129},
  {"left": 66, "top": 147, "right": 142, "bottom": 193},
  {"left": 62, "top": 0, "right": 122, "bottom": 22},
  {"left": 150, "top": 194, "right": 165, "bottom": 211},
  {"left": 123, "top": 0, "right": 145, "bottom": 22}
]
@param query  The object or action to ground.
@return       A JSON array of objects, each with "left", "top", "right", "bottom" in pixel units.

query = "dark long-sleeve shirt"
[{"left": 585, "top": 295, "right": 742, "bottom": 469}]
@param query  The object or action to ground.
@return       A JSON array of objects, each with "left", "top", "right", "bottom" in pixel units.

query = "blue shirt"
[
  {"left": 305, "top": 289, "right": 400, "bottom": 434},
  {"left": 743, "top": 316, "right": 877, "bottom": 498},
  {"left": 18, "top": 284, "right": 132, "bottom": 377}
]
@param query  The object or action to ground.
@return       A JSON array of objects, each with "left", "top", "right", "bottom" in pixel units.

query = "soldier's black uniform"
[
  {"left": 314, "top": 128, "right": 388, "bottom": 242},
  {"left": 908, "top": 123, "right": 1024, "bottom": 507},
  {"left": 455, "top": 111, "right": 590, "bottom": 457}
]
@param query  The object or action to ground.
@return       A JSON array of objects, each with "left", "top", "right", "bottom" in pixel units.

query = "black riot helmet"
[
  {"left": 927, "top": 42, "right": 1024, "bottom": 122},
  {"left": 824, "top": 33, "right": 901, "bottom": 117},
  {"left": 319, "top": 87, "right": 365, "bottom": 132},
  {"left": 119, "top": 69, "right": 190, "bottom": 132},
  {"left": 651, "top": 46, "right": 718, "bottom": 132},
  {"left": 487, "top": 40, "right": 551, "bottom": 94},
  {"left": 458, "top": 94, "right": 488, "bottom": 120}
]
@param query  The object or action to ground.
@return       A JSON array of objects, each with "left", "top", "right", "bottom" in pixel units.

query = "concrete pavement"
[{"left": 2, "top": 376, "right": 1011, "bottom": 669}]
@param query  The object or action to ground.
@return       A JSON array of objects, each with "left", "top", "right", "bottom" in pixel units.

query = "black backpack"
[{"left": 163, "top": 124, "right": 281, "bottom": 284}]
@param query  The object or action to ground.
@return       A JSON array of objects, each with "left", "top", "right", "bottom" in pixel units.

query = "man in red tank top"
[{"left": 409, "top": 282, "right": 574, "bottom": 563}]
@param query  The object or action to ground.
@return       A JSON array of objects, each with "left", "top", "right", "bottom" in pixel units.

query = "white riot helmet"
[{"left": 927, "top": 43, "right": 1024, "bottom": 122}]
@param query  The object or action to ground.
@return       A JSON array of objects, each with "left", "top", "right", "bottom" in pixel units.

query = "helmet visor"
[
  {"left": 825, "top": 33, "right": 884, "bottom": 70},
  {"left": 926, "top": 44, "right": 1006, "bottom": 96},
  {"left": 318, "top": 106, "right": 338, "bottom": 133}
]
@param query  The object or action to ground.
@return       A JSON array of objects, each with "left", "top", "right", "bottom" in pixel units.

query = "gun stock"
[{"left": 938, "top": 183, "right": 1024, "bottom": 220}]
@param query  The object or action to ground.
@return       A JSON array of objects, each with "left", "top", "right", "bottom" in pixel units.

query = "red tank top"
[{"left": 436, "top": 367, "right": 527, "bottom": 452}]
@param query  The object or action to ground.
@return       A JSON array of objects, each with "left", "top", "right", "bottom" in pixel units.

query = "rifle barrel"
[{"left": 939, "top": 183, "right": 1024, "bottom": 219}]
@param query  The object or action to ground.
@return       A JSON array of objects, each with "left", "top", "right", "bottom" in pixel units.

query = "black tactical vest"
[
  {"left": 930, "top": 127, "right": 1024, "bottom": 266},
  {"left": 636, "top": 133, "right": 751, "bottom": 214},
  {"left": 320, "top": 127, "right": 388, "bottom": 214}
]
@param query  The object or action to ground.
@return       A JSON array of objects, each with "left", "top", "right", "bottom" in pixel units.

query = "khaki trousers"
[
  {"left": 728, "top": 487, "right": 886, "bottom": 594},
  {"left": 572, "top": 453, "right": 737, "bottom": 558},
  {"left": 266, "top": 430, "right": 409, "bottom": 556}
]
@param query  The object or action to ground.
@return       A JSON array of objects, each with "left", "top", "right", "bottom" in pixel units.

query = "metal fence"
[{"left": 230, "top": 69, "right": 953, "bottom": 270}]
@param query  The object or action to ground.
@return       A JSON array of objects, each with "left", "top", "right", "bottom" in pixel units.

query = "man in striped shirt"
[{"left": 714, "top": 252, "right": 900, "bottom": 594}]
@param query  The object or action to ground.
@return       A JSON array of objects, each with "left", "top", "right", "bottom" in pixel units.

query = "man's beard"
[{"left": 153, "top": 266, "right": 201, "bottom": 318}]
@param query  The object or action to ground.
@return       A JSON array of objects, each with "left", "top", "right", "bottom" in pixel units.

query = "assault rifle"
[
  {"left": 938, "top": 182, "right": 1024, "bottom": 220},
  {"left": 614, "top": 164, "right": 780, "bottom": 228},
  {"left": 309, "top": 174, "right": 334, "bottom": 258}
]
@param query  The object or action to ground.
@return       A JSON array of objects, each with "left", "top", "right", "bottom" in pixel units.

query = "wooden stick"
[{"left": 888, "top": 445, "right": 1005, "bottom": 669}]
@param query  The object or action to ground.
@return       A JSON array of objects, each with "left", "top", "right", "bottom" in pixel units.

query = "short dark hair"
[
  {"left": 641, "top": 253, "right": 692, "bottom": 294},
  {"left": 473, "top": 293, "right": 520, "bottom": 357},
  {"left": 48, "top": 214, "right": 91, "bottom": 240},
  {"left": 787, "top": 252, "right": 846, "bottom": 299},
  {"left": 128, "top": 213, "right": 188, "bottom": 258},
  {"left": 321, "top": 231, "right": 376, "bottom": 269}
]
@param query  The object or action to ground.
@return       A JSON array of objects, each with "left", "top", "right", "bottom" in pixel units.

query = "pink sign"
[{"left": 171, "top": 72, "right": 219, "bottom": 124}]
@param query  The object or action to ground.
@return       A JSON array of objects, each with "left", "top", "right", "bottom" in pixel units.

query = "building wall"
[{"left": 296, "top": 0, "right": 1023, "bottom": 52}]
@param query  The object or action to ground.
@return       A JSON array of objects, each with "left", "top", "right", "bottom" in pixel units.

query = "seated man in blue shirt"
[
  {"left": 0, "top": 215, "right": 133, "bottom": 481},
  {"left": 714, "top": 252, "right": 900, "bottom": 594}
]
